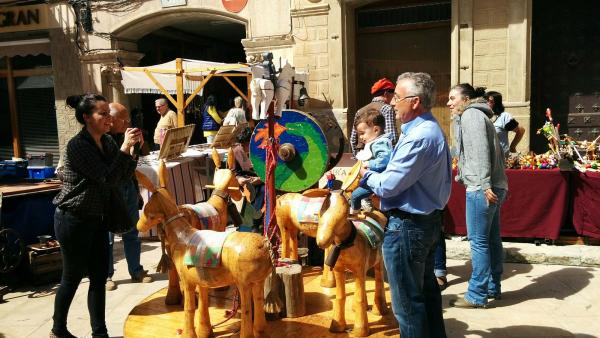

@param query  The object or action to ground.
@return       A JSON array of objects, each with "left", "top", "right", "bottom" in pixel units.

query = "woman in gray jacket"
[{"left": 447, "top": 84, "right": 508, "bottom": 308}]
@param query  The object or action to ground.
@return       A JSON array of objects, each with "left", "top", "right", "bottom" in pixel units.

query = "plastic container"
[
  {"left": 28, "top": 166, "right": 55, "bottom": 179},
  {"left": 27, "top": 153, "right": 53, "bottom": 167},
  {"left": 0, "top": 159, "right": 29, "bottom": 180}
]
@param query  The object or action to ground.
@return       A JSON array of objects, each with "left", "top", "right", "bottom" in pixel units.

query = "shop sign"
[
  {"left": 0, "top": 4, "right": 49, "bottom": 34},
  {"left": 161, "top": 0, "right": 187, "bottom": 8},
  {"left": 222, "top": 0, "right": 248, "bottom": 13}
]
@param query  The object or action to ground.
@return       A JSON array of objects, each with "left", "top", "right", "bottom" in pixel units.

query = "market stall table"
[
  {"left": 0, "top": 180, "right": 62, "bottom": 245},
  {"left": 444, "top": 169, "right": 569, "bottom": 240},
  {"left": 571, "top": 170, "right": 600, "bottom": 239}
]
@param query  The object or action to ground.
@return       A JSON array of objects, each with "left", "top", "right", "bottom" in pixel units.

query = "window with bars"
[{"left": 357, "top": 2, "right": 451, "bottom": 29}]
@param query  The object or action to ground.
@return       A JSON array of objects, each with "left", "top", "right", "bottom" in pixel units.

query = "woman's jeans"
[
  {"left": 465, "top": 188, "right": 507, "bottom": 305},
  {"left": 53, "top": 209, "right": 109, "bottom": 337},
  {"left": 108, "top": 180, "right": 143, "bottom": 279},
  {"left": 383, "top": 209, "right": 446, "bottom": 338}
]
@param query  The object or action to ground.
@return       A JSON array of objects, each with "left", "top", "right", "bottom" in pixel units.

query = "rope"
[{"left": 264, "top": 136, "right": 281, "bottom": 261}]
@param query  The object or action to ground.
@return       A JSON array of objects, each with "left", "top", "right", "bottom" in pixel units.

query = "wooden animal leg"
[
  {"left": 165, "top": 264, "right": 183, "bottom": 305},
  {"left": 372, "top": 259, "right": 388, "bottom": 316},
  {"left": 279, "top": 226, "right": 289, "bottom": 259},
  {"left": 288, "top": 228, "right": 299, "bottom": 261},
  {"left": 195, "top": 286, "right": 213, "bottom": 338},
  {"left": 252, "top": 282, "right": 268, "bottom": 338},
  {"left": 352, "top": 274, "right": 369, "bottom": 337},
  {"left": 239, "top": 286, "right": 254, "bottom": 338},
  {"left": 183, "top": 282, "right": 198, "bottom": 338},
  {"left": 329, "top": 269, "right": 347, "bottom": 333},
  {"left": 320, "top": 247, "right": 336, "bottom": 288}
]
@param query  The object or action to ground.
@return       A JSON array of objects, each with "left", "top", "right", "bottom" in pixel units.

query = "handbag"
[{"left": 105, "top": 187, "right": 135, "bottom": 235}]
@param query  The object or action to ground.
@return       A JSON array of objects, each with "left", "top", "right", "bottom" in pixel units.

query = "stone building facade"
[{"left": 2, "top": 0, "right": 596, "bottom": 161}]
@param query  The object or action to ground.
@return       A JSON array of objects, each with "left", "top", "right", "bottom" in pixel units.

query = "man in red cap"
[{"left": 350, "top": 78, "right": 398, "bottom": 155}]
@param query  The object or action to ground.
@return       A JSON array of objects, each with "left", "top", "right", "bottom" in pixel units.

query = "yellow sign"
[{"left": 0, "top": 4, "right": 50, "bottom": 34}]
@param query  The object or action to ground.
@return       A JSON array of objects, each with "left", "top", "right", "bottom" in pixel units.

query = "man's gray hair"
[
  {"left": 396, "top": 72, "right": 436, "bottom": 111},
  {"left": 155, "top": 98, "right": 168, "bottom": 106}
]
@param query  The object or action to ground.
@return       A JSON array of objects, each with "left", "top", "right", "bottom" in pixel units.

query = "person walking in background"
[
  {"left": 484, "top": 91, "right": 525, "bottom": 160},
  {"left": 350, "top": 109, "right": 392, "bottom": 214},
  {"left": 350, "top": 78, "right": 398, "bottom": 155},
  {"left": 448, "top": 84, "right": 508, "bottom": 309},
  {"left": 52, "top": 94, "right": 140, "bottom": 338},
  {"left": 105, "top": 102, "right": 153, "bottom": 292},
  {"left": 223, "top": 96, "right": 248, "bottom": 127},
  {"left": 152, "top": 98, "right": 177, "bottom": 150},
  {"left": 360, "top": 72, "right": 450, "bottom": 338},
  {"left": 201, "top": 95, "right": 222, "bottom": 144}
]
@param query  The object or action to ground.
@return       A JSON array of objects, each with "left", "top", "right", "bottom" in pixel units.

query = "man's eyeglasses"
[{"left": 393, "top": 93, "right": 417, "bottom": 102}]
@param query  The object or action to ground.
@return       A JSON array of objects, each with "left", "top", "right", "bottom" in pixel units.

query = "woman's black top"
[{"left": 53, "top": 128, "right": 137, "bottom": 217}]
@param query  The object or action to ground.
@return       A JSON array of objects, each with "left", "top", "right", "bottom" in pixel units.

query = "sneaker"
[
  {"left": 49, "top": 329, "right": 77, "bottom": 338},
  {"left": 132, "top": 270, "right": 153, "bottom": 283},
  {"left": 105, "top": 278, "right": 116, "bottom": 291},
  {"left": 436, "top": 276, "right": 448, "bottom": 291},
  {"left": 450, "top": 297, "right": 487, "bottom": 309},
  {"left": 361, "top": 199, "right": 373, "bottom": 212}
]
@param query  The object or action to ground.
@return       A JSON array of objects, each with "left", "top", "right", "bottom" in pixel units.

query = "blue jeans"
[
  {"left": 383, "top": 210, "right": 446, "bottom": 338},
  {"left": 350, "top": 186, "right": 372, "bottom": 210},
  {"left": 434, "top": 230, "right": 447, "bottom": 278},
  {"left": 108, "top": 180, "right": 144, "bottom": 279},
  {"left": 465, "top": 188, "right": 506, "bottom": 305}
]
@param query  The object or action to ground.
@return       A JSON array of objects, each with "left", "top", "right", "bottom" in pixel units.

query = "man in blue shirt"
[{"left": 360, "top": 72, "right": 451, "bottom": 338}]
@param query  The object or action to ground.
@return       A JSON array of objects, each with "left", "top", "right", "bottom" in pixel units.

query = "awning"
[
  {"left": 120, "top": 58, "right": 251, "bottom": 95},
  {"left": 0, "top": 38, "right": 50, "bottom": 58}
]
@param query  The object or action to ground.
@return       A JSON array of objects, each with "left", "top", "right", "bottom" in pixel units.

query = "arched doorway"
[{"left": 113, "top": 11, "right": 247, "bottom": 144}]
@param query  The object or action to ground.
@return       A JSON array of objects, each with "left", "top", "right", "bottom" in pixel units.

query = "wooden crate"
[{"left": 26, "top": 244, "right": 62, "bottom": 285}]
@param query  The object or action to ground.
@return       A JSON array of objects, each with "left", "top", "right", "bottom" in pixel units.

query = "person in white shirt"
[{"left": 223, "top": 96, "right": 247, "bottom": 127}]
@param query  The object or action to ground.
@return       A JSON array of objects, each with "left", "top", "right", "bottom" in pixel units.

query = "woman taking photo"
[{"left": 51, "top": 94, "right": 141, "bottom": 338}]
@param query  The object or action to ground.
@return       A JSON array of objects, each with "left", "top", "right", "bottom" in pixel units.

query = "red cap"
[{"left": 371, "top": 78, "right": 395, "bottom": 95}]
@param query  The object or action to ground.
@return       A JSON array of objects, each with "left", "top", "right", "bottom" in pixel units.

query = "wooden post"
[
  {"left": 276, "top": 263, "right": 305, "bottom": 318},
  {"left": 176, "top": 58, "right": 185, "bottom": 127},
  {"left": 6, "top": 57, "right": 22, "bottom": 158}
]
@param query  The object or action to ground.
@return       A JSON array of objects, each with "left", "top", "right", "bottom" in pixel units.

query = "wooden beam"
[
  {"left": 222, "top": 75, "right": 248, "bottom": 102},
  {"left": 143, "top": 69, "right": 177, "bottom": 107},
  {"left": 0, "top": 68, "right": 53, "bottom": 77},
  {"left": 6, "top": 57, "right": 21, "bottom": 158},
  {"left": 184, "top": 70, "right": 215, "bottom": 108},
  {"left": 176, "top": 58, "right": 185, "bottom": 127}
]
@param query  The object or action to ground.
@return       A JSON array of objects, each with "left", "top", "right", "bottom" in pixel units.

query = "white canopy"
[{"left": 120, "top": 58, "right": 251, "bottom": 95}]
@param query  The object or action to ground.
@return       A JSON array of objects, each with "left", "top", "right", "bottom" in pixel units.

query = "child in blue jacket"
[{"left": 351, "top": 108, "right": 392, "bottom": 213}]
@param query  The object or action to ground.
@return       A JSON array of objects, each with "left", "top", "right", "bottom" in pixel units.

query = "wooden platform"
[{"left": 124, "top": 267, "right": 399, "bottom": 337}]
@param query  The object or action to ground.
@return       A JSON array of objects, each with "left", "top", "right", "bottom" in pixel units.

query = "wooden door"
[{"left": 531, "top": 0, "right": 600, "bottom": 153}]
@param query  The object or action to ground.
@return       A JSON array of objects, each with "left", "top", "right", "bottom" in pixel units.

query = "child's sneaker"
[{"left": 361, "top": 199, "right": 373, "bottom": 212}]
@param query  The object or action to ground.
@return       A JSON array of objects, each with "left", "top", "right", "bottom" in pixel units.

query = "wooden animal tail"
[{"left": 156, "top": 235, "right": 170, "bottom": 273}]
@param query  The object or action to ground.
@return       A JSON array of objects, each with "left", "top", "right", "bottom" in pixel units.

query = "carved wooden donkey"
[
  {"left": 136, "top": 161, "right": 272, "bottom": 338},
  {"left": 276, "top": 189, "right": 337, "bottom": 287},
  {"left": 316, "top": 191, "right": 388, "bottom": 337},
  {"left": 154, "top": 149, "right": 245, "bottom": 305}
]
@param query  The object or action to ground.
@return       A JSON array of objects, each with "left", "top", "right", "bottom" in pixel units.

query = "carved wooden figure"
[
  {"left": 274, "top": 62, "right": 295, "bottom": 117},
  {"left": 275, "top": 189, "right": 336, "bottom": 287},
  {"left": 250, "top": 65, "right": 274, "bottom": 120},
  {"left": 136, "top": 160, "right": 272, "bottom": 338},
  {"left": 316, "top": 191, "right": 388, "bottom": 337},
  {"left": 156, "top": 149, "right": 242, "bottom": 305}
]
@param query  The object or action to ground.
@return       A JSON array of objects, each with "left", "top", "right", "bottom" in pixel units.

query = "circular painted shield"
[
  {"left": 222, "top": 0, "right": 247, "bottom": 13},
  {"left": 249, "top": 110, "right": 329, "bottom": 192}
]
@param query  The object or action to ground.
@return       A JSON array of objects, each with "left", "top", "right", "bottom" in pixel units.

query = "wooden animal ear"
[
  {"left": 212, "top": 147, "right": 221, "bottom": 169},
  {"left": 135, "top": 170, "right": 157, "bottom": 193},
  {"left": 227, "top": 147, "right": 235, "bottom": 170},
  {"left": 158, "top": 159, "right": 168, "bottom": 189}
]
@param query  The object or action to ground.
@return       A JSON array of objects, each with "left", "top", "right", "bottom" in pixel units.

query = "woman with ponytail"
[
  {"left": 447, "top": 83, "right": 508, "bottom": 309},
  {"left": 51, "top": 94, "right": 142, "bottom": 338}
]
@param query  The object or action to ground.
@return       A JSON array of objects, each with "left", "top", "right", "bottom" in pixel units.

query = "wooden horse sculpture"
[
  {"left": 136, "top": 161, "right": 273, "bottom": 338},
  {"left": 276, "top": 189, "right": 337, "bottom": 287},
  {"left": 250, "top": 64, "right": 274, "bottom": 120},
  {"left": 316, "top": 191, "right": 388, "bottom": 337},
  {"left": 154, "top": 149, "right": 244, "bottom": 305},
  {"left": 273, "top": 61, "right": 295, "bottom": 117}
]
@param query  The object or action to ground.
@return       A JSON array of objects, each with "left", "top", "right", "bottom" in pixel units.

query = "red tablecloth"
[
  {"left": 571, "top": 171, "right": 600, "bottom": 239},
  {"left": 444, "top": 169, "right": 570, "bottom": 240}
]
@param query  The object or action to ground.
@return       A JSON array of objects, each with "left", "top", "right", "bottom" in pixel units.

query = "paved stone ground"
[{"left": 0, "top": 238, "right": 599, "bottom": 338}]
